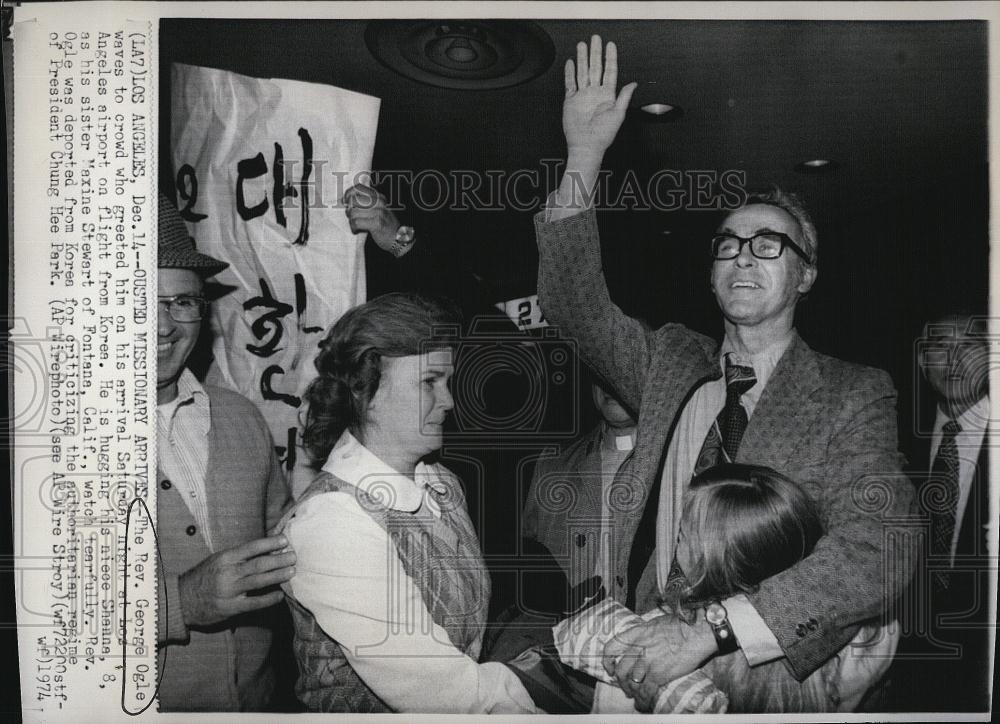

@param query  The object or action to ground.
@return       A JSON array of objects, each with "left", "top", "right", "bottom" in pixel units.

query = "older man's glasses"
[
  {"left": 711, "top": 232, "right": 812, "bottom": 263},
  {"left": 158, "top": 295, "right": 208, "bottom": 323}
]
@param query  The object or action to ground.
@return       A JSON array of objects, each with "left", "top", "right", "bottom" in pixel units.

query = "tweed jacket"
[
  {"left": 535, "top": 209, "right": 915, "bottom": 680},
  {"left": 522, "top": 424, "right": 622, "bottom": 587},
  {"left": 156, "top": 384, "right": 290, "bottom": 711}
]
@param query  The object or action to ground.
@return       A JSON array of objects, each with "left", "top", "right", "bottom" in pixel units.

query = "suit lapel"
[
  {"left": 642, "top": 335, "right": 720, "bottom": 482},
  {"left": 739, "top": 333, "right": 823, "bottom": 469}
]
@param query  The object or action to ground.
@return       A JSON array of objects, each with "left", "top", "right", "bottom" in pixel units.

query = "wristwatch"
[
  {"left": 705, "top": 601, "right": 739, "bottom": 655},
  {"left": 389, "top": 225, "right": 416, "bottom": 258}
]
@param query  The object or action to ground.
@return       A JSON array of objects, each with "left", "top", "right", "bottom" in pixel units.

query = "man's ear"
[{"left": 797, "top": 264, "right": 817, "bottom": 295}]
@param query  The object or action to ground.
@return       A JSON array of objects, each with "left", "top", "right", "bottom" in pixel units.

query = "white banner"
[{"left": 169, "top": 62, "right": 379, "bottom": 470}]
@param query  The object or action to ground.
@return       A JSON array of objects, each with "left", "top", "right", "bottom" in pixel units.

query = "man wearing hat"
[{"left": 156, "top": 194, "right": 294, "bottom": 711}]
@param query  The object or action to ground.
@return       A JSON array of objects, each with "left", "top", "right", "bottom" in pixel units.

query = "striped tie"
[
  {"left": 694, "top": 354, "right": 757, "bottom": 475},
  {"left": 930, "top": 419, "right": 962, "bottom": 589}
]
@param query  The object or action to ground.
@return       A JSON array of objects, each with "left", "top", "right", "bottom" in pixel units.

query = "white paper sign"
[
  {"left": 170, "top": 62, "right": 380, "bottom": 469},
  {"left": 495, "top": 293, "right": 549, "bottom": 330}
]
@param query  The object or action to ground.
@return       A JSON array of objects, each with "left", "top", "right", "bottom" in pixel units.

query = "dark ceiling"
[{"left": 159, "top": 18, "right": 988, "bottom": 313}]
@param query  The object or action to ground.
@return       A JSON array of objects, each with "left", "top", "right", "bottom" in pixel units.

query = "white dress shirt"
[
  {"left": 282, "top": 431, "right": 536, "bottom": 714},
  {"left": 930, "top": 396, "right": 990, "bottom": 563}
]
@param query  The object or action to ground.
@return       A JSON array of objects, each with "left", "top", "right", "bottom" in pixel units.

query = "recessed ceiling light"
[
  {"left": 642, "top": 103, "right": 675, "bottom": 115},
  {"left": 630, "top": 102, "right": 684, "bottom": 123},
  {"left": 365, "top": 20, "right": 554, "bottom": 90},
  {"left": 794, "top": 159, "right": 839, "bottom": 174}
]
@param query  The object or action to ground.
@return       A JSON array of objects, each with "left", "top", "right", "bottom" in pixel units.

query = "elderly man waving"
[{"left": 534, "top": 37, "right": 915, "bottom": 711}]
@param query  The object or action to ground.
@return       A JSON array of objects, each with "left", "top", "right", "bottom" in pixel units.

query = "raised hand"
[
  {"left": 342, "top": 183, "right": 401, "bottom": 252},
  {"left": 178, "top": 535, "right": 297, "bottom": 628},
  {"left": 548, "top": 36, "right": 638, "bottom": 219},
  {"left": 563, "top": 35, "right": 637, "bottom": 162}
]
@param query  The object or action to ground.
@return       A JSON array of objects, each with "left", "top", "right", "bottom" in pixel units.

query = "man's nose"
[
  {"left": 735, "top": 242, "right": 757, "bottom": 267},
  {"left": 438, "top": 386, "right": 454, "bottom": 412},
  {"left": 157, "top": 304, "right": 175, "bottom": 336}
]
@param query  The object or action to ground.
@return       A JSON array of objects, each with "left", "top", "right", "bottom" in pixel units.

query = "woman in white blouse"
[{"left": 275, "top": 292, "right": 537, "bottom": 714}]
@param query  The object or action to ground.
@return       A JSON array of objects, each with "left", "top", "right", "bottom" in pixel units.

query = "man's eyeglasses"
[
  {"left": 711, "top": 232, "right": 813, "bottom": 263},
  {"left": 158, "top": 295, "right": 208, "bottom": 322}
]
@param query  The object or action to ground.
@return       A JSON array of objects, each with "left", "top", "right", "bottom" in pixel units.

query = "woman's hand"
[{"left": 563, "top": 35, "right": 637, "bottom": 164}]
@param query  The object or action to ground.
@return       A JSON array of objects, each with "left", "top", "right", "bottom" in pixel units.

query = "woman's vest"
[{"left": 274, "top": 470, "right": 490, "bottom": 712}]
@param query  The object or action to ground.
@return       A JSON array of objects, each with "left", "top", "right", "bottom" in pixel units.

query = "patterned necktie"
[
  {"left": 693, "top": 354, "right": 758, "bottom": 475},
  {"left": 930, "top": 419, "right": 962, "bottom": 588}
]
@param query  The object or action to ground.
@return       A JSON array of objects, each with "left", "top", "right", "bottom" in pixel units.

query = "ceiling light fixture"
[
  {"left": 629, "top": 101, "right": 684, "bottom": 123},
  {"left": 642, "top": 103, "right": 675, "bottom": 115},
  {"left": 794, "top": 159, "right": 839, "bottom": 173},
  {"left": 444, "top": 37, "right": 478, "bottom": 64},
  {"left": 365, "top": 20, "right": 555, "bottom": 90}
]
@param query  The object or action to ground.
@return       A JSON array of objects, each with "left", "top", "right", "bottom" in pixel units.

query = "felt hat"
[{"left": 158, "top": 193, "right": 228, "bottom": 277}]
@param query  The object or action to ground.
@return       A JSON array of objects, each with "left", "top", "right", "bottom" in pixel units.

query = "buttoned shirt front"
[{"left": 157, "top": 368, "right": 213, "bottom": 550}]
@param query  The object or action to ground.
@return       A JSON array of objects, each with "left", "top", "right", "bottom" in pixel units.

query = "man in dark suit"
[
  {"left": 480, "top": 379, "right": 637, "bottom": 711},
  {"left": 892, "top": 312, "right": 991, "bottom": 711},
  {"left": 533, "top": 37, "right": 915, "bottom": 711}
]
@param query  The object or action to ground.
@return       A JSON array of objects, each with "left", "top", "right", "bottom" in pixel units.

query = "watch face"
[
  {"left": 395, "top": 226, "right": 416, "bottom": 245},
  {"left": 705, "top": 602, "right": 727, "bottom": 626}
]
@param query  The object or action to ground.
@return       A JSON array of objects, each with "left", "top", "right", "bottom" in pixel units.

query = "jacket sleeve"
[
  {"left": 157, "top": 573, "right": 189, "bottom": 645},
  {"left": 535, "top": 209, "right": 653, "bottom": 414},
  {"left": 748, "top": 368, "right": 916, "bottom": 679}
]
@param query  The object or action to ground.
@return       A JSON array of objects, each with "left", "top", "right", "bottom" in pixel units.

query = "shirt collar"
[
  {"left": 321, "top": 430, "right": 446, "bottom": 513},
  {"left": 935, "top": 395, "right": 990, "bottom": 435},
  {"left": 601, "top": 423, "right": 636, "bottom": 452},
  {"left": 157, "top": 369, "right": 210, "bottom": 429},
  {"left": 176, "top": 368, "right": 209, "bottom": 406}
]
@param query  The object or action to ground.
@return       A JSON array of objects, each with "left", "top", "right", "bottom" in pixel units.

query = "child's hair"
[
  {"left": 669, "top": 463, "right": 824, "bottom": 608},
  {"left": 659, "top": 464, "right": 835, "bottom": 713}
]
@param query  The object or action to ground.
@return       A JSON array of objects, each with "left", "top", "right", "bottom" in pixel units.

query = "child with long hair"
[{"left": 555, "top": 463, "right": 895, "bottom": 713}]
